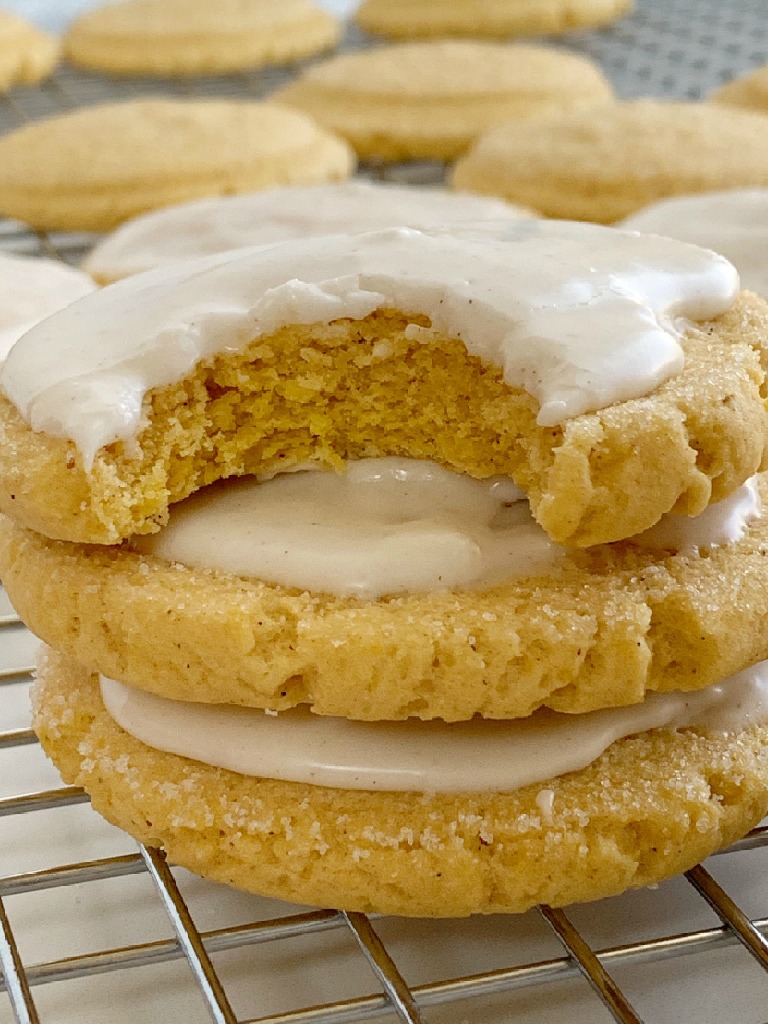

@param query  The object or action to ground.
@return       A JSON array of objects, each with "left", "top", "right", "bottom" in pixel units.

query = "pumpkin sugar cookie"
[
  {"left": 64, "top": 0, "right": 340, "bottom": 79},
  {"left": 0, "top": 220, "right": 764, "bottom": 552},
  {"left": 32, "top": 648, "right": 768, "bottom": 916},
  {"left": 84, "top": 182, "right": 533, "bottom": 284},
  {"left": 356, "top": 0, "right": 634, "bottom": 41},
  {"left": 453, "top": 100, "right": 768, "bottom": 222},
  {"left": 710, "top": 63, "right": 768, "bottom": 113},
  {"left": 273, "top": 41, "right": 614, "bottom": 162},
  {"left": 0, "top": 10, "right": 58, "bottom": 92},
  {"left": 0, "top": 100, "right": 355, "bottom": 232}
]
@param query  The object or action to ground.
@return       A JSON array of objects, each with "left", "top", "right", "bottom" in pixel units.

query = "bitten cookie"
[
  {"left": 64, "top": 0, "right": 340, "bottom": 78},
  {"left": 33, "top": 649, "right": 768, "bottom": 917},
  {"left": 0, "top": 222, "right": 764, "bottom": 550},
  {"left": 356, "top": 0, "right": 634, "bottom": 40},
  {"left": 710, "top": 63, "right": 768, "bottom": 113},
  {"left": 0, "top": 254, "right": 95, "bottom": 359},
  {"left": 0, "top": 10, "right": 58, "bottom": 92},
  {"left": 0, "top": 100, "right": 355, "bottom": 232},
  {"left": 274, "top": 41, "right": 614, "bottom": 162},
  {"left": 453, "top": 100, "right": 768, "bottom": 222},
  {"left": 84, "top": 182, "right": 533, "bottom": 284}
]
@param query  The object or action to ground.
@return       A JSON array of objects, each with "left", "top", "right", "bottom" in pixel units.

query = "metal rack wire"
[{"left": 1, "top": 2, "right": 768, "bottom": 1021}]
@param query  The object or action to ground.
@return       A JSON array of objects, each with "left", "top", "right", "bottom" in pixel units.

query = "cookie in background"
[
  {"left": 710, "top": 62, "right": 768, "bottom": 113},
  {"left": 0, "top": 9, "right": 58, "bottom": 91}
]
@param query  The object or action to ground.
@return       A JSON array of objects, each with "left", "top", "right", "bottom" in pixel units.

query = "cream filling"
[
  {"left": 133, "top": 459, "right": 762, "bottom": 598},
  {"left": 1, "top": 220, "right": 738, "bottom": 466},
  {"left": 100, "top": 661, "right": 768, "bottom": 794}
]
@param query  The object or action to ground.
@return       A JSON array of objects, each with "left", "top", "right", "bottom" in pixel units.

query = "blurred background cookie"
[
  {"left": 710, "top": 62, "right": 768, "bottom": 112},
  {"left": 0, "top": 8, "right": 58, "bottom": 91}
]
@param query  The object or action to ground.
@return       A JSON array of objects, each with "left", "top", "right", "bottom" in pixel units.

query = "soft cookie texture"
[
  {"left": 84, "top": 183, "right": 532, "bottom": 284},
  {"left": 0, "top": 100, "right": 355, "bottom": 232},
  {"left": 33, "top": 649, "right": 768, "bottom": 917},
  {"left": 453, "top": 100, "right": 768, "bottom": 222},
  {"left": 710, "top": 64, "right": 768, "bottom": 113},
  {"left": 64, "top": 0, "right": 340, "bottom": 78},
  {"left": 356, "top": 0, "right": 634, "bottom": 40},
  {"left": 274, "top": 42, "right": 614, "bottom": 162},
  {"left": 1, "top": 297, "right": 767, "bottom": 550},
  {"left": 0, "top": 10, "right": 58, "bottom": 92},
  {"left": 5, "top": 472, "right": 768, "bottom": 721}
]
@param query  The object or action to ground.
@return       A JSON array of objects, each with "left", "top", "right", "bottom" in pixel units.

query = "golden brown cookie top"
[{"left": 711, "top": 63, "right": 768, "bottom": 112}]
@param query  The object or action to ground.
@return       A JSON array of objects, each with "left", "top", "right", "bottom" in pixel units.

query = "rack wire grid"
[{"left": 1, "top": 1, "right": 768, "bottom": 1022}]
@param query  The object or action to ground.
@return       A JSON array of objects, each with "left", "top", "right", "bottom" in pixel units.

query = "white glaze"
[
  {"left": 100, "top": 661, "right": 768, "bottom": 793},
  {"left": 133, "top": 457, "right": 557, "bottom": 598},
  {"left": 634, "top": 476, "right": 762, "bottom": 554},
  {"left": 1, "top": 220, "right": 738, "bottom": 467},
  {"left": 84, "top": 182, "right": 530, "bottom": 281},
  {"left": 623, "top": 189, "right": 768, "bottom": 296},
  {"left": 0, "top": 254, "right": 95, "bottom": 360}
]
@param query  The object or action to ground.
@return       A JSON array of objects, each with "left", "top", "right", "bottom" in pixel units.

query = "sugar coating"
[
  {"left": 274, "top": 41, "right": 614, "bottom": 162},
  {"left": 63, "top": 0, "right": 340, "bottom": 78},
  {"left": 0, "top": 11, "right": 58, "bottom": 93},
  {"left": 0, "top": 301, "right": 767, "bottom": 551},
  {"left": 33, "top": 648, "right": 768, "bottom": 917}
]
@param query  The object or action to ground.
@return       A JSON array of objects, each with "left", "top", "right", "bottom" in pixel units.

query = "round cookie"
[
  {"left": 453, "top": 100, "right": 768, "bottom": 222},
  {"left": 273, "top": 42, "right": 614, "bottom": 162},
  {"left": 85, "top": 182, "right": 533, "bottom": 284},
  {"left": 355, "top": 0, "right": 634, "bottom": 40},
  {"left": 63, "top": 0, "right": 340, "bottom": 78},
  {"left": 33, "top": 648, "right": 768, "bottom": 917},
  {"left": 0, "top": 100, "right": 355, "bottom": 232},
  {"left": 4, "top": 472, "right": 768, "bottom": 721},
  {"left": 710, "top": 64, "right": 768, "bottom": 113},
  {"left": 0, "top": 10, "right": 58, "bottom": 92},
  {"left": 622, "top": 189, "right": 768, "bottom": 298},
  {"left": 0, "top": 223, "right": 765, "bottom": 551},
  {"left": 0, "top": 254, "right": 95, "bottom": 360}
]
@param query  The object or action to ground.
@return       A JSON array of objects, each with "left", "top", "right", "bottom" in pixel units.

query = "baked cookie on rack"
[
  {"left": 0, "top": 221, "right": 762, "bottom": 551},
  {"left": 453, "top": 100, "right": 768, "bottom": 221},
  {"left": 0, "top": 10, "right": 58, "bottom": 93},
  {"left": 64, "top": 0, "right": 340, "bottom": 78},
  {"left": 710, "top": 63, "right": 768, "bottom": 113},
  {"left": 32, "top": 648, "right": 768, "bottom": 916},
  {"left": 0, "top": 254, "right": 95, "bottom": 360},
  {"left": 84, "top": 182, "right": 533, "bottom": 284},
  {"left": 355, "top": 0, "right": 634, "bottom": 40},
  {"left": 0, "top": 100, "right": 355, "bottom": 232},
  {"left": 273, "top": 42, "right": 614, "bottom": 162}
]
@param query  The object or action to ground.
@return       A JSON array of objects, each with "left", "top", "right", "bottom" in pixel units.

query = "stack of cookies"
[{"left": 2, "top": 219, "right": 768, "bottom": 917}]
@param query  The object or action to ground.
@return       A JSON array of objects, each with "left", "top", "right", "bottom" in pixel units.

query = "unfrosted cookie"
[
  {"left": 0, "top": 255, "right": 95, "bottom": 360},
  {"left": 710, "top": 64, "right": 768, "bottom": 113},
  {"left": 622, "top": 190, "right": 768, "bottom": 298},
  {"left": 4, "top": 470, "right": 768, "bottom": 721},
  {"left": 0, "top": 222, "right": 765, "bottom": 551},
  {"left": 453, "top": 100, "right": 768, "bottom": 222},
  {"left": 273, "top": 42, "right": 614, "bottom": 162},
  {"left": 0, "top": 100, "right": 355, "bottom": 232},
  {"left": 0, "top": 10, "right": 58, "bottom": 92},
  {"left": 85, "top": 182, "right": 533, "bottom": 284},
  {"left": 33, "top": 649, "right": 768, "bottom": 917},
  {"left": 64, "top": 0, "right": 339, "bottom": 78},
  {"left": 356, "top": 0, "right": 634, "bottom": 40}
]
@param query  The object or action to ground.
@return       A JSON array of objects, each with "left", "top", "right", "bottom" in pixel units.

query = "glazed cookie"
[
  {"left": 85, "top": 182, "right": 533, "bottom": 284},
  {"left": 623, "top": 190, "right": 768, "bottom": 298},
  {"left": 453, "top": 100, "right": 768, "bottom": 222},
  {"left": 0, "top": 100, "right": 355, "bottom": 232},
  {"left": 4, "top": 470, "right": 768, "bottom": 720},
  {"left": 64, "top": 0, "right": 339, "bottom": 78},
  {"left": 0, "top": 10, "right": 58, "bottom": 92},
  {"left": 0, "top": 221, "right": 765, "bottom": 550},
  {"left": 273, "top": 42, "right": 614, "bottom": 162},
  {"left": 356, "top": 0, "right": 634, "bottom": 40},
  {"left": 33, "top": 649, "right": 768, "bottom": 916},
  {"left": 710, "top": 64, "right": 768, "bottom": 113},
  {"left": 0, "top": 254, "right": 95, "bottom": 359}
]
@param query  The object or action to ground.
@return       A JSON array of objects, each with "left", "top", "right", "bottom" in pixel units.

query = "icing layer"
[
  {"left": 1, "top": 220, "right": 738, "bottom": 466},
  {"left": 100, "top": 661, "right": 768, "bottom": 793}
]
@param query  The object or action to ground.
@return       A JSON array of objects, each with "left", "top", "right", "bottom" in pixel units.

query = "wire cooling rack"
[{"left": 2, "top": 1, "right": 768, "bottom": 1022}]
